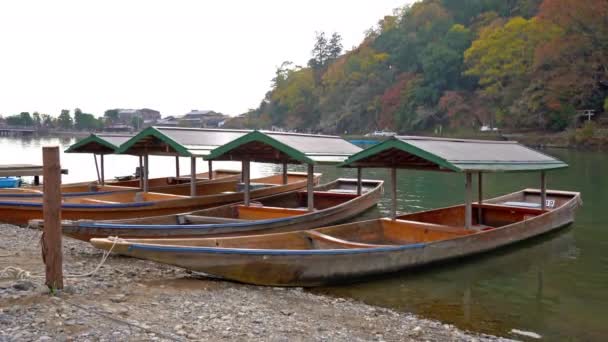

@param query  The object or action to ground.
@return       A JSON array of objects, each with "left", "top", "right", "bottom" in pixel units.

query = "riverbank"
[{"left": 0, "top": 224, "right": 514, "bottom": 341}]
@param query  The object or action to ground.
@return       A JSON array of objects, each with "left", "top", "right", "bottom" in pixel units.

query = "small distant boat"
[
  {"left": 0, "top": 177, "right": 21, "bottom": 188},
  {"left": 0, "top": 170, "right": 240, "bottom": 198},
  {"left": 91, "top": 189, "right": 581, "bottom": 286},
  {"left": 56, "top": 178, "right": 383, "bottom": 241},
  {"left": 1, "top": 172, "right": 318, "bottom": 225}
]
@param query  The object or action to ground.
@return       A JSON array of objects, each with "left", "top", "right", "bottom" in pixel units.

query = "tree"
[
  {"left": 74, "top": 108, "right": 101, "bottom": 130},
  {"left": 32, "top": 112, "right": 41, "bottom": 127},
  {"left": 464, "top": 17, "right": 562, "bottom": 106},
  {"left": 56, "top": 109, "right": 73, "bottom": 129},
  {"left": 104, "top": 109, "right": 120, "bottom": 126},
  {"left": 309, "top": 32, "right": 343, "bottom": 69},
  {"left": 5, "top": 112, "right": 34, "bottom": 126}
]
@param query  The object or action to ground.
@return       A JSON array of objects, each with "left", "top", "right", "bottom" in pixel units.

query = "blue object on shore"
[{"left": 0, "top": 177, "right": 21, "bottom": 188}]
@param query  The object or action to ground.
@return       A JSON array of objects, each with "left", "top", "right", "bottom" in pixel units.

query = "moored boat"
[
  {"left": 90, "top": 188, "right": 581, "bottom": 286},
  {"left": 55, "top": 178, "right": 383, "bottom": 241},
  {"left": 90, "top": 136, "right": 581, "bottom": 286},
  {"left": 1, "top": 172, "right": 318, "bottom": 225},
  {"left": 0, "top": 170, "right": 241, "bottom": 198}
]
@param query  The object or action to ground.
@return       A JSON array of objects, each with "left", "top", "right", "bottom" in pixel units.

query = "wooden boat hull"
[
  {"left": 90, "top": 189, "right": 581, "bottom": 286},
  {"left": 0, "top": 173, "right": 319, "bottom": 225},
  {"left": 58, "top": 179, "right": 383, "bottom": 241},
  {"left": 0, "top": 170, "right": 241, "bottom": 198}
]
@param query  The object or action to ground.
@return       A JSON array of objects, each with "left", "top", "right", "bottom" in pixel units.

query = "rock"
[
  {"left": 12, "top": 281, "right": 36, "bottom": 291},
  {"left": 109, "top": 294, "right": 127, "bottom": 303}
]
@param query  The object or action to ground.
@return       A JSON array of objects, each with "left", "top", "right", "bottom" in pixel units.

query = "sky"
[{"left": 0, "top": 0, "right": 412, "bottom": 118}]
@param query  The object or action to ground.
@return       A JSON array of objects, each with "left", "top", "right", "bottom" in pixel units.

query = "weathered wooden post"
[
  {"left": 356, "top": 167, "right": 362, "bottom": 196},
  {"left": 100, "top": 154, "right": 105, "bottom": 186},
  {"left": 42, "top": 146, "right": 63, "bottom": 290},
  {"left": 390, "top": 167, "right": 397, "bottom": 220},
  {"left": 208, "top": 160, "right": 213, "bottom": 180},
  {"left": 541, "top": 171, "right": 547, "bottom": 210},
  {"left": 282, "top": 162, "right": 288, "bottom": 185},
  {"left": 175, "top": 156, "right": 180, "bottom": 178},
  {"left": 138, "top": 155, "right": 144, "bottom": 189},
  {"left": 190, "top": 157, "right": 197, "bottom": 196},
  {"left": 307, "top": 164, "right": 314, "bottom": 211},
  {"left": 243, "top": 159, "right": 250, "bottom": 206},
  {"left": 477, "top": 172, "right": 483, "bottom": 224},
  {"left": 465, "top": 172, "right": 473, "bottom": 229},
  {"left": 143, "top": 154, "right": 149, "bottom": 192}
]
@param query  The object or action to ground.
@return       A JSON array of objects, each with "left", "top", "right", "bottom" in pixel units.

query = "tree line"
[
  {"left": 0, "top": 109, "right": 142, "bottom": 130},
  {"left": 237, "top": 0, "right": 608, "bottom": 134}
]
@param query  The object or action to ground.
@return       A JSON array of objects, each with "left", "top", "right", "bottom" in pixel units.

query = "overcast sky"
[{"left": 0, "top": 0, "right": 412, "bottom": 118}]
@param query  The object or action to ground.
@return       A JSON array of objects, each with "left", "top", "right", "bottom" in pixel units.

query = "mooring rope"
[{"left": 0, "top": 237, "right": 120, "bottom": 280}]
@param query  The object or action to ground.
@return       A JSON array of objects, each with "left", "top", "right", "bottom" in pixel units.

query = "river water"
[{"left": 1, "top": 136, "right": 606, "bottom": 340}]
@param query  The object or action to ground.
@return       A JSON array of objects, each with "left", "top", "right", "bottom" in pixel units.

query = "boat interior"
[
  {"left": 98, "top": 179, "right": 383, "bottom": 225},
  {"left": 107, "top": 170, "right": 241, "bottom": 187},
  {"left": 0, "top": 173, "right": 317, "bottom": 205},
  {"left": 113, "top": 189, "right": 577, "bottom": 250}
]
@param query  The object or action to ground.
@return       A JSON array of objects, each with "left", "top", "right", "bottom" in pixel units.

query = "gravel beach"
[{"left": 0, "top": 224, "right": 515, "bottom": 341}]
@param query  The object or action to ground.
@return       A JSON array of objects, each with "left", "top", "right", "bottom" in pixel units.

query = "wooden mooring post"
[{"left": 42, "top": 146, "right": 63, "bottom": 290}]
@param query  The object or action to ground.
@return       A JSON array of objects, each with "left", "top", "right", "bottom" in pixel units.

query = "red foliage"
[{"left": 377, "top": 73, "right": 415, "bottom": 129}]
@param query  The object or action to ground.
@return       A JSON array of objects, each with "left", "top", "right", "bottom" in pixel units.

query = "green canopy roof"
[
  {"left": 205, "top": 130, "right": 362, "bottom": 165},
  {"left": 65, "top": 134, "right": 133, "bottom": 154},
  {"left": 340, "top": 136, "right": 568, "bottom": 172},
  {"left": 115, "top": 126, "right": 251, "bottom": 156}
]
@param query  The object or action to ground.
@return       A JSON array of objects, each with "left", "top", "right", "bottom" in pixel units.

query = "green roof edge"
[
  {"left": 115, "top": 127, "right": 191, "bottom": 156},
  {"left": 205, "top": 130, "right": 315, "bottom": 164},
  {"left": 65, "top": 134, "right": 119, "bottom": 154}
]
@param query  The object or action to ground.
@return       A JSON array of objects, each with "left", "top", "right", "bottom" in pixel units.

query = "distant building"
[
  {"left": 116, "top": 108, "right": 161, "bottom": 127},
  {"left": 176, "top": 110, "right": 229, "bottom": 128},
  {"left": 157, "top": 116, "right": 180, "bottom": 127}
]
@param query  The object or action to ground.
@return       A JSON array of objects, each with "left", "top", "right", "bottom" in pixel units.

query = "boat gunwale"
[
  {"left": 76, "top": 179, "right": 384, "bottom": 230},
  {"left": 116, "top": 189, "right": 581, "bottom": 256}
]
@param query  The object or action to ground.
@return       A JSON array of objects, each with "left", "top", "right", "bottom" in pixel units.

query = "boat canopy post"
[
  {"left": 190, "top": 157, "right": 197, "bottom": 197},
  {"left": 143, "top": 154, "right": 149, "bottom": 192},
  {"left": 138, "top": 155, "right": 144, "bottom": 189},
  {"left": 282, "top": 162, "right": 288, "bottom": 185},
  {"left": 541, "top": 171, "right": 547, "bottom": 210},
  {"left": 100, "top": 154, "right": 105, "bottom": 186},
  {"left": 477, "top": 172, "right": 483, "bottom": 224},
  {"left": 465, "top": 172, "right": 472, "bottom": 229},
  {"left": 208, "top": 160, "right": 213, "bottom": 180},
  {"left": 390, "top": 167, "right": 397, "bottom": 220},
  {"left": 307, "top": 164, "right": 315, "bottom": 211},
  {"left": 93, "top": 154, "right": 101, "bottom": 184},
  {"left": 175, "top": 156, "right": 180, "bottom": 178},
  {"left": 356, "top": 167, "right": 362, "bottom": 196},
  {"left": 243, "top": 159, "right": 250, "bottom": 206}
]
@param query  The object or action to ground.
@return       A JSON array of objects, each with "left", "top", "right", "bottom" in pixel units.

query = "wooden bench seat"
[{"left": 304, "top": 230, "right": 393, "bottom": 249}]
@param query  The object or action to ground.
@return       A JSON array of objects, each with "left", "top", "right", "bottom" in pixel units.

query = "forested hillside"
[{"left": 231, "top": 0, "right": 608, "bottom": 134}]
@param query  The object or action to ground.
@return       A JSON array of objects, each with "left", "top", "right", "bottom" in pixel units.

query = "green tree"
[
  {"left": 56, "top": 109, "right": 73, "bottom": 129},
  {"left": 104, "top": 109, "right": 119, "bottom": 125},
  {"left": 32, "top": 112, "right": 41, "bottom": 127},
  {"left": 74, "top": 108, "right": 101, "bottom": 130}
]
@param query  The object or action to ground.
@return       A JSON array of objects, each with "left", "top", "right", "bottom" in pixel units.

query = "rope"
[{"left": 0, "top": 236, "right": 120, "bottom": 280}]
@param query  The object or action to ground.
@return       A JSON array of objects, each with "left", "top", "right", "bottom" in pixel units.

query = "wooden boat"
[
  {"left": 90, "top": 189, "right": 581, "bottom": 286},
  {"left": 0, "top": 172, "right": 319, "bottom": 225},
  {"left": 0, "top": 169, "right": 241, "bottom": 198},
  {"left": 55, "top": 178, "right": 383, "bottom": 241}
]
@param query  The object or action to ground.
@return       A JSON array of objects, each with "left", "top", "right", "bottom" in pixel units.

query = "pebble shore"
[{"left": 0, "top": 224, "right": 515, "bottom": 341}]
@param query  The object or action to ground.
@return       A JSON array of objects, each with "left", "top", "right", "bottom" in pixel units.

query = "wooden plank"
[{"left": 42, "top": 147, "right": 63, "bottom": 290}]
